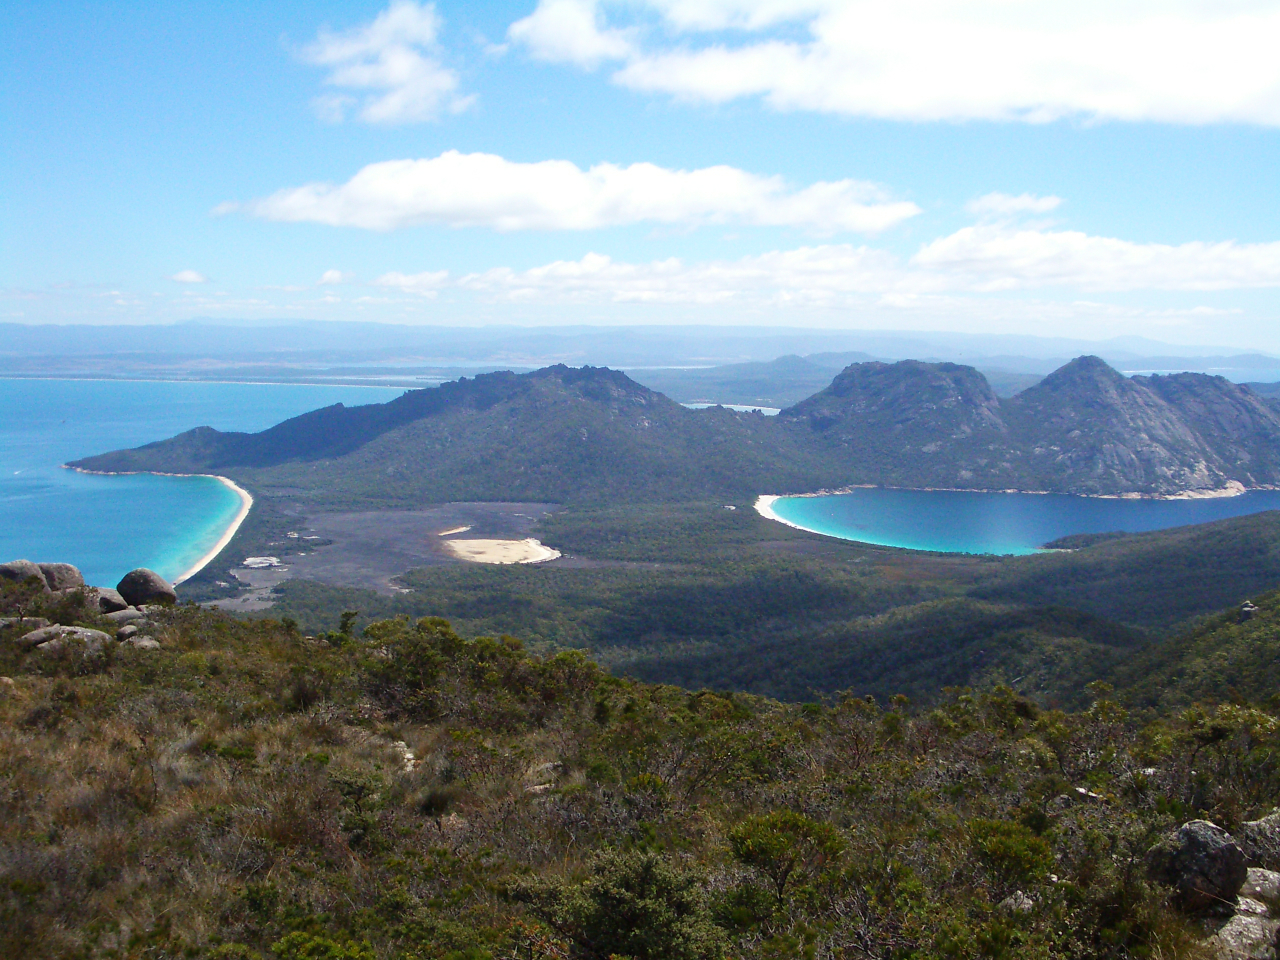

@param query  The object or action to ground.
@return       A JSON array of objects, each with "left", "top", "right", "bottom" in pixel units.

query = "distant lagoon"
[
  {"left": 759, "top": 487, "right": 1280, "bottom": 555},
  {"left": 0, "top": 378, "right": 403, "bottom": 586}
]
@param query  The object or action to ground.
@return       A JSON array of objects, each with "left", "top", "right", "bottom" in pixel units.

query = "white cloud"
[
  {"left": 241, "top": 150, "right": 919, "bottom": 233},
  {"left": 509, "top": 0, "right": 1280, "bottom": 125},
  {"left": 508, "top": 0, "right": 633, "bottom": 67},
  {"left": 302, "top": 1, "right": 471, "bottom": 124},
  {"left": 454, "top": 226, "right": 1280, "bottom": 304},
  {"left": 318, "top": 269, "right": 355, "bottom": 285},
  {"left": 375, "top": 270, "right": 450, "bottom": 296},
  {"left": 459, "top": 247, "right": 905, "bottom": 304},
  {"left": 170, "top": 270, "right": 208, "bottom": 283},
  {"left": 966, "top": 193, "right": 1063, "bottom": 219},
  {"left": 912, "top": 226, "right": 1280, "bottom": 292}
]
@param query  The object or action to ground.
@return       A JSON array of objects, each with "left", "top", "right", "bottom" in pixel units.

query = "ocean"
[
  {"left": 765, "top": 487, "right": 1280, "bottom": 555},
  {"left": 0, "top": 379, "right": 403, "bottom": 587}
]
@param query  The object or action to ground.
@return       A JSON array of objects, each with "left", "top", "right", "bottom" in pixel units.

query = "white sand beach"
[
  {"left": 753, "top": 494, "right": 814, "bottom": 534},
  {"left": 174, "top": 476, "right": 253, "bottom": 584},
  {"left": 443, "top": 537, "right": 561, "bottom": 564}
]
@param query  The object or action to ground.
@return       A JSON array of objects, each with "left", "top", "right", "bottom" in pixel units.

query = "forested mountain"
[{"left": 72, "top": 356, "right": 1280, "bottom": 501}]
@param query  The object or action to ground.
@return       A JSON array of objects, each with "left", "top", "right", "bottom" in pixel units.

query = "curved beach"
[
  {"left": 174, "top": 476, "right": 253, "bottom": 583},
  {"left": 66, "top": 466, "right": 254, "bottom": 584},
  {"left": 754, "top": 494, "right": 814, "bottom": 534}
]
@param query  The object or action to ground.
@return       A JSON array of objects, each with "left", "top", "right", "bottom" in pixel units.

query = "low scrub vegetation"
[{"left": 2, "top": 581, "right": 1277, "bottom": 958}]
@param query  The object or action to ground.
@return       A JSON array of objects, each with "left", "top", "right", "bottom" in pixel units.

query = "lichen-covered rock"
[
  {"left": 1207, "top": 899, "right": 1280, "bottom": 960},
  {"left": 38, "top": 562, "right": 83, "bottom": 591},
  {"left": 95, "top": 587, "right": 129, "bottom": 613},
  {"left": 124, "top": 636, "right": 161, "bottom": 650},
  {"left": 117, "top": 569, "right": 177, "bottom": 607},
  {"left": 1242, "top": 814, "right": 1280, "bottom": 871},
  {"left": 116, "top": 624, "right": 139, "bottom": 641},
  {"left": 105, "top": 608, "right": 144, "bottom": 624},
  {"left": 1147, "top": 820, "right": 1248, "bottom": 912},
  {"left": 0, "top": 559, "right": 50, "bottom": 590},
  {"left": 20, "top": 625, "right": 112, "bottom": 654},
  {"left": 1244, "top": 869, "right": 1280, "bottom": 904}
]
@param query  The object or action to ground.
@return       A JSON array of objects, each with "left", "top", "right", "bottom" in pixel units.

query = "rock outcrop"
[
  {"left": 38, "top": 562, "right": 84, "bottom": 591},
  {"left": 0, "top": 559, "right": 49, "bottom": 589},
  {"left": 18, "top": 625, "right": 113, "bottom": 654},
  {"left": 1147, "top": 820, "right": 1248, "bottom": 912},
  {"left": 116, "top": 568, "right": 177, "bottom": 607},
  {"left": 1242, "top": 813, "right": 1280, "bottom": 871}
]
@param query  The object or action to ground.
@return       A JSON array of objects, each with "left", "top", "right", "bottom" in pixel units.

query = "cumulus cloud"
[
  {"left": 241, "top": 150, "right": 920, "bottom": 233},
  {"left": 375, "top": 270, "right": 450, "bottom": 296},
  {"left": 450, "top": 223, "right": 1280, "bottom": 304},
  {"left": 302, "top": 1, "right": 471, "bottom": 124},
  {"left": 912, "top": 226, "right": 1280, "bottom": 292},
  {"left": 509, "top": 0, "right": 1280, "bottom": 125},
  {"left": 170, "top": 270, "right": 208, "bottom": 283},
  {"left": 508, "top": 0, "right": 633, "bottom": 67},
  {"left": 318, "top": 269, "right": 354, "bottom": 285}
]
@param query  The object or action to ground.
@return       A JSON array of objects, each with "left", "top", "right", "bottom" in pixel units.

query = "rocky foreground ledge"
[{"left": 0, "top": 559, "right": 177, "bottom": 653}]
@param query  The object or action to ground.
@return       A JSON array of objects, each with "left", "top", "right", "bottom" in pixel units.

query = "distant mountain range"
[{"left": 71, "top": 356, "right": 1280, "bottom": 502}]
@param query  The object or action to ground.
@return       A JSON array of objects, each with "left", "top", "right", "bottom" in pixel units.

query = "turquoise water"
[
  {"left": 0, "top": 379, "right": 404, "bottom": 586},
  {"left": 768, "top": 487, "right": 1280, "bottom": 555}
]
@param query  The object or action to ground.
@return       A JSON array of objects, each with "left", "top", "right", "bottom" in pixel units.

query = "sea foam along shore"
[{"left": 65, "top": 467, "right": 254, "bottom": 584}]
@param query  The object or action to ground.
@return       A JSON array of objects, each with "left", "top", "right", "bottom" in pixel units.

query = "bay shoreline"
[{"left": 64, "top": 466, "right": 253, "bottom": 584}]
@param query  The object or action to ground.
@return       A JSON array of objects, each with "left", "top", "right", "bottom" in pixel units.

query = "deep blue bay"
[
  {"left": 0, "top": 379, "right": 403, "bottom": 586},
  {"left": 765, "top": 487, "right": 1280, "bottom": 555}
]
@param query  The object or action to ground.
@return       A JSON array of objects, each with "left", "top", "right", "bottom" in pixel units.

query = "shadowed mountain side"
[
  {"left": 779, "top": 360, "right": 1010, "bottom": 490},
  {"left": 619, "top": 599, "right": 1144, "bottom": 706},
  {"left": 72, "top": 365, "right": 844, "bottom": 507},
  {"left": 71, "top": 357, "right": 1280, "bottom": 503},
  {"left": 970, "top": 510, "right": 1280, "bottom": 628}
]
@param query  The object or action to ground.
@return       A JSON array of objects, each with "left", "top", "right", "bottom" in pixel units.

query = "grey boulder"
[
  {"left": 1243, "top": 868, "right": 1280, "bottom": 903},
  {"left": 20, "top": 625, "right": 112, "bottom": 654},
  {"left": 124, "top": 636, "right": 161, "bottom": 650},
  {"left": 38, "top": 563, "right": 84, "bottom": 591},
  {"left": 106, "top": 608, "right": 145, "bottom": 624},
  {"left": 117, "top": 569, "right": 177, "bottom": 607},
  {"left": 1147, "top": 820, "right": 1248, "bottom": 912},
  {"left": 1207, "top": 898, "right": 1280, "bottom": 960},
  {"left": 96, "top": 587, "right": 129, "bottom": 613},
  {"left": 1242, "top": 813, "right": 1280, "bottom": 871},
  {"left": 0, "top": 559, "right": 49, "bottom": 590},
  {"left": 116, "top": 624, "right": 139, "bottom": 640}
]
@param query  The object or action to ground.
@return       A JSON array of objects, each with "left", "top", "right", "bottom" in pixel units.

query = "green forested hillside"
[
  {"left": 3, "top": 586, "right": 1278, "bottom": 960},
  {"left": 250, "top": 504, "right": 1280, "bottom": 710},
  {"left": 72, "top": 357, "right": 1280, "bottom": 502}
]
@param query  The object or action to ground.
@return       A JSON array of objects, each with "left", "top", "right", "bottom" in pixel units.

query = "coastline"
[
  {"left": 64, "top": 466, "right": 253, "bottom": 584},
  {"left": 758, "top": 479, "right": 1258, "bottom": 504}
]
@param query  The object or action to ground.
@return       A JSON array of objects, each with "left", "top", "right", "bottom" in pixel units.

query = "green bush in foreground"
[{"left": 0, "top": 593, "right": 1268, "bottom": 958}]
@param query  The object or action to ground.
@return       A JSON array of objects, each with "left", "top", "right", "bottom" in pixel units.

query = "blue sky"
[{"left": 5, "top": 0, "right": 1280, "bottom": 348}]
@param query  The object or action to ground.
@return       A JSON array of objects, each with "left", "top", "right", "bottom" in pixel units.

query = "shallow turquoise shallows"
[
  {"left": 767, "top": 487, "right": 1280, "bottom": 555},
  {"left": 0, "top": 379, "right": 404, "bottom": 586}
]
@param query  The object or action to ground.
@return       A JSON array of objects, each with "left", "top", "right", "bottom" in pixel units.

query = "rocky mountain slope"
[
  {"left": 72, "top": 356, "right": 1280, "bottom": 502},
  {"left": 784, "top": 355, "right": 1280, "bottom": 496}
]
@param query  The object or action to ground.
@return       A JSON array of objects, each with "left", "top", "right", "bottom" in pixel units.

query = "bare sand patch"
[{"left": 444, "top": 538, "right": 561, "bottom": 565}]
